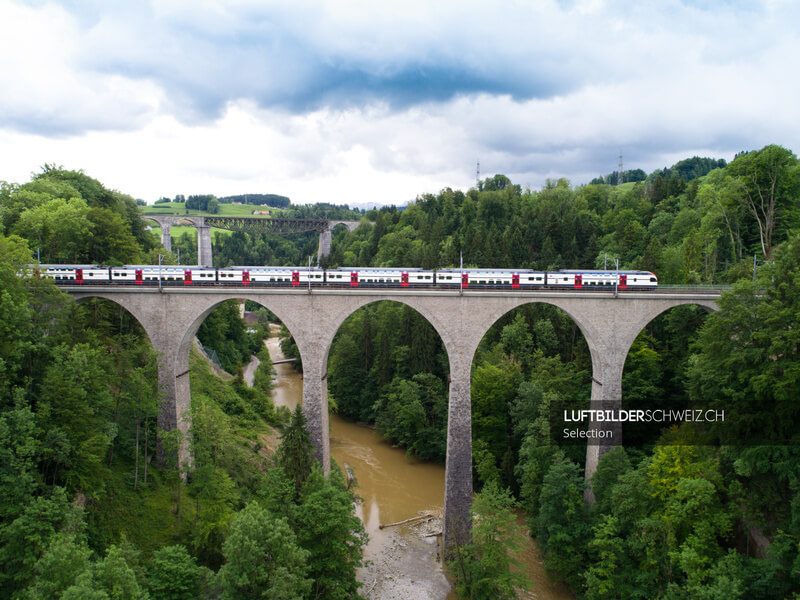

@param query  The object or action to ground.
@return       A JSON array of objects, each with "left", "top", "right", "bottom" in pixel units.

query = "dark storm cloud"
[{"left": 71, "top": 2, "right": 578, "bottom": 122}]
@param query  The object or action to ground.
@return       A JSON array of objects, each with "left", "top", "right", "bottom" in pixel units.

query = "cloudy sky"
[{"left": 1, "top": 0, "right": 798, "bottom": 206}]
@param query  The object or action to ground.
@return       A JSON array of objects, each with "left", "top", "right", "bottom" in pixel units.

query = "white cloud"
[
  {"left": 0, "top": 0, "right": 798, "bottom": 202},
  {"left": 0, "top": 0, "right": 163, "bottom": 134}
]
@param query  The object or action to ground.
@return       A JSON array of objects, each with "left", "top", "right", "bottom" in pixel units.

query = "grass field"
[{"left": 141, "top": 201, "right": 287, "bottom": 218}]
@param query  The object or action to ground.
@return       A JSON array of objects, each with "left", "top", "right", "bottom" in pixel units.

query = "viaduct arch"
[{"left": 63, "top": 287, "right": 720, "bottom": 550}]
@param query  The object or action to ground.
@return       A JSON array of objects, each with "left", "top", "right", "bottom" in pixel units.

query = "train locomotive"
[{"left": 30, "top": 265, "right": 658, "bottom": 290}]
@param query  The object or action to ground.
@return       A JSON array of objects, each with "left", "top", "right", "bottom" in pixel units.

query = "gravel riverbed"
[{"left": 358, "top": 514, "right": 453, "bottom": 600}]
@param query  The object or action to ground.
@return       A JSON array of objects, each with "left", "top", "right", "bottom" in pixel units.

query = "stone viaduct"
[
  {"left": 142, "top": 215, "right": 360, "bottom": 267},
  {"left": 62, "top": 286, "right": 719, "bottom": 550}
]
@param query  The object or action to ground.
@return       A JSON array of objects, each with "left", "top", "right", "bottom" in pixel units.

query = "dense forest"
[
  {"left": 1, "top": 143, "right": 799, "bottom": 599},
  {"left": 317, "top": 145, "right": 800, "bottom": 598},
  {"left": 0, "top": 168, "right": 367, "bottom": 599}
]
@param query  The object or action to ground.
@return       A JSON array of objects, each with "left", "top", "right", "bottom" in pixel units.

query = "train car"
[
  {"left": 546, "top": 270, "right": 658, "bottom": 290},
  {"left": 325, "top": 267, "right": 435, "bottom": 287},
  {"left": 38, "top": 264, "right": 111, "bottom": 284},
  {"left": 217, "top": 266, "right": 325, "bottom": 286},
  {"left": 436, "top": 268, "right": 546, "bottom": 289},
  {"left": 111, "top": 266, "right": 216, "bottom": 285}
]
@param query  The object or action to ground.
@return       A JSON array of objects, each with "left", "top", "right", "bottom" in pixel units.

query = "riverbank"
[{"left": 358, "top": 514, "right": 451, "bottom": 600}]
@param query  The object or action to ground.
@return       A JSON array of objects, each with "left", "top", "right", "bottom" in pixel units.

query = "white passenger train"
[{"left": 29, "top": 265, "right": 658, "bottom": 290}]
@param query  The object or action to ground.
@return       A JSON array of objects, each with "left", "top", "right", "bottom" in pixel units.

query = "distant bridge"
[
  {"left": 141, "top": 214, "right": 361, "bottom": 266},
  {"left": 272, "top": 357, "right": 297, "bottom": 365},
  {"left": 59, "top": 283, "right": 721, "bottom": 551}
]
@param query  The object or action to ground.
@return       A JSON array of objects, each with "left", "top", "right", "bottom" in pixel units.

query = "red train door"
[
  {"left": 135, "top": 269, "right": 143, "bottom": 284},
  {"left": 75, "top": 268, "right": 84, "bottom": 283},
  {"left": 512, "top": 273, "right": 520, "bottom": 289},
  {"left": 350, "top": 272, "right": 359, "bottom": 287},
  {"left": 291, "top": 271, "right": 300, "bottom": 286},
  {"left": 461, "top": 273, "right": 469, "bottom": 287},
  {"left": 242, "top": 270, "right": 250, "bottom": 285},
  {"left": 184, "top": 270, "right": 192, "bottom": 285},
  {"left": 401, "top": 272, "right": 409, "bottom": 287},
  {"left": 619, "top": 274, "right": 627, "bottom": 290},
  {"left": 574, "top": 274, "right": 583, "bottom": 289}
]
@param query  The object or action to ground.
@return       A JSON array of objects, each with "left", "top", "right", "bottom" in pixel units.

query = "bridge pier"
[
  {"left": 583, "top": 360, "right": 624, "bottom": 501},
  {"left": 160, "top": 222, "right": 172, "bottom": 253},
  {"left": 196, "top": 224, "right": 213, "bottom": 267},
  {"left": 155, "top": 351, "right": 193, "bottom": 470},
  {"left": 317, "top": 228, "right": 332, "bottom": 262},
  {"left": 299, "top": 348, "right": 331, "bottom": 471},
  {"left": 443, "top": 355, "right": 474, "bottom": 553}
]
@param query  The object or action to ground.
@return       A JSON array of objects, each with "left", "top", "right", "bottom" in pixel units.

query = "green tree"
[
  {"left": 91, "top": 542, "right": 149, "bottom": 600},
  {"left": 499, "top": 312, "right": 533, "bottom": 364},
  {"left": 38, "top": 342, "right": 114, "bottom": 493},
  {"left": 726, "top": 144, "right": 799, "bottom": 258},
  {"left": 590, "top": 446, "right": 632, "bottom": 516},
  {"left": 687, "top": 234, "right": 800, "bottom": 446},
  {"left": 537, "top": 450, "right": 589, "bottom": 589},
  {"left": 188, "top": 395, "right": 238, "bottom": 566},
  {"left": 0, "top": 392, "right": 40, "bottom": 521},
  {"left": 293, "top": 465, "right": 368, "bottom": 600},
  {"left": 218, "top": 502, "right": 311, "bottom": 600},
  {"left": 450, "top": 481, "right": 530, "bottom": 600},
  {"left": 147, "top": 545, "right": 200, "bottom": 600},
  {"left": 471, "top": 362, "right": 521, "bottom": 480},
  {"left": 0, "top": 487, "right": 81, "bottom": 597},
  {"left": 275, "top": 405, "right": 314, "bottom": 495},
  {"left": 584, "top": 515, "right": 629, "bottom": 600},
  {"left": 20, "top": 532, "right": 92, "bottom": 600},
  {"left": 12, "top": 197, "right": 92, "bottom": 263}
]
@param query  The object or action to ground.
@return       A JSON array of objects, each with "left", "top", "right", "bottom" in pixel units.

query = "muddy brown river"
[{"left": 264, "top": 331, "right": 573, "bottom": 600}]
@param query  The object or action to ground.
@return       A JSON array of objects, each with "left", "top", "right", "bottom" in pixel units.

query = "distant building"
[{"left": 252, "top": 210, "right": 271, "bottom": 215}]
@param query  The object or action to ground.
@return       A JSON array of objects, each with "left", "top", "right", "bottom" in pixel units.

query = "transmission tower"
[
  {"left": 476, "top": 160, "right": 480, "bottom": 188},
  {"left": 618, "top": 151, "right": 624, "bottom": 185}
]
